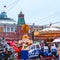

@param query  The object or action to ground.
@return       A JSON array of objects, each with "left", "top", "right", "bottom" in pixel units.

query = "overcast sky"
[{"left": 0, "top": 0, "right": 60, "bottom": 26}]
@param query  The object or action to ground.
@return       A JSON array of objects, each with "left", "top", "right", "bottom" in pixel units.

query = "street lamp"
[
  {"left": 32, "top": 23, "right": 35, "bottom": 42},
  {"left": 32, "top": 30, "right": 34, "bottom": 42}
]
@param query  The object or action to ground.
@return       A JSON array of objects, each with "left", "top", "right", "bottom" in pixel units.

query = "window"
[
  {"left": 7, "top": 27, "right": 10, "bottom": 32},
  {"left": 11, "top": 27, "right": 13, "bottom": 31}
]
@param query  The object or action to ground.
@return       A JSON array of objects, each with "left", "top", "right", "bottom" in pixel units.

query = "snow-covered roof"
[
  {"left": 0, "top": 12, "right": 16, "bottom": 24},
  {"left": 42, "top": 27, "right": 60, "bottom": 31},
  {"left": 0, "top": 19, "right": 16, "bottom": 24}
]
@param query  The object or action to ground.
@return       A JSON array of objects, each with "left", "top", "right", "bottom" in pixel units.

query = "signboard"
[
  {"left": 28, "top": 43, "right": 41, "bottom": 58},
  {"left": 28, "top": 50, "right": 39, "bottom": 58}
]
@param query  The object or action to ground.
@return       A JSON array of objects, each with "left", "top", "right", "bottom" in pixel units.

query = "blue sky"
[{"left": 0, "top": 0, "right": 60, "bottom": 26}]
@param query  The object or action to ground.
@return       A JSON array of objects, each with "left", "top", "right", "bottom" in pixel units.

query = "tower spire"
[
  {"left": 17, "top": 11, "right": 25, "bottom": 26},
  {"left": 3, "top": 5, "right": 6, "bottom": 12}
]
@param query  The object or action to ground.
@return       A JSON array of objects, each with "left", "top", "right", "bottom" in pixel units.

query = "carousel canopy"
[
  {"left": 53, "top": 38, "right": 60, "bottom": 42},
  {"left": 42, "top": 27, "right": 60, "bottom": 31},
  {"left": 34, "top": 31, "right": 40, "bottom": 36}
]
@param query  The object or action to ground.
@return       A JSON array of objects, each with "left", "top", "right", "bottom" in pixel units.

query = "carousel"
[{"left": 34, "top": 26, "right": 60, "bottom": 43}]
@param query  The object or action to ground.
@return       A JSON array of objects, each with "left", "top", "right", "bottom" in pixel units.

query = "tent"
[{"left": 53, "top": 38, "right": 60, "bottom": 42}]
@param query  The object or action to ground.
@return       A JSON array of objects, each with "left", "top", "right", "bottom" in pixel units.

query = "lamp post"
[
  {"left": 32, "top": 30, "right": 34, "bottom": 42},
  {"left": 32, "top": 23, "right": 35, "bottom": 42}
]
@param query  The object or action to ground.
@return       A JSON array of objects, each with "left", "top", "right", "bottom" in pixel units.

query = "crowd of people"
[
  {"left": 0, "top": 48, "right": 16, "bottom": 60},
  {"left": 0, "top": 38, "right": 21, "bottom": 60},
  {"left": 0, "top": 37, "right": 60, "bottom": 60},
  {"left": 37, "top": 40, "right": 59, "bottom": 60}
]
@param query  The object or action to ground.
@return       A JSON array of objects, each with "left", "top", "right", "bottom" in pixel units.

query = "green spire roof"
[
  {"left": 17, "top": 11, "right": 25, "bottom": 26},
  {"left": 20, "top": 11, "right": 22, "bottom": 14}
]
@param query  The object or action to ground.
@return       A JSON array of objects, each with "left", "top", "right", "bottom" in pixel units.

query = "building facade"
[
  {"left": 0, "top": 11, "right": 16, "bottom": 40},
  {"left": 1, "top": 10, "right": 59, "bottom": 43}
]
